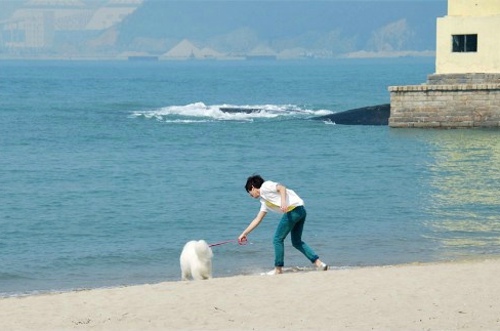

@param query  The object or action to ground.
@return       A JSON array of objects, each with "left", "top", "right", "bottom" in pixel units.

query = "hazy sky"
[
  {"left": 0, "top": 0, "right": 447, "bottom": 19},
  {"left": 0, "top": 0, "right": 447, "bottom": 57}
]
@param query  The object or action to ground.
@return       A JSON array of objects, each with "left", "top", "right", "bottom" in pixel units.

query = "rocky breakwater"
[{"left": 313, "top": 104, "right": 390, "bottom": 125}]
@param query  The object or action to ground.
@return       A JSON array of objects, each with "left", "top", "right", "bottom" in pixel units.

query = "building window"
[{"left": 452, "top": 34, "right": 477, "bottom": 52}]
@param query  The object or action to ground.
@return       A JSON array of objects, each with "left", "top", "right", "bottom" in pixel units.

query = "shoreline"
[
  {"left": 1, "top": 258, "right": 499, "bottom": 330},
  {"left": 0, "top": 256, "right": 495, "bottom": 298},
  {"left": 0, "top": 257, "right": 483, "bottom": 299}
]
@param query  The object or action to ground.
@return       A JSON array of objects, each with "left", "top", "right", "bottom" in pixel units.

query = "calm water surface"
[{"left": 1, "top": 58, "right": 499, "bottom": 296}]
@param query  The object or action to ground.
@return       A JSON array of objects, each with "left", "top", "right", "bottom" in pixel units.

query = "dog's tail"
[{"left": 195, "top": 240, "right": 213, "bottom": 259}]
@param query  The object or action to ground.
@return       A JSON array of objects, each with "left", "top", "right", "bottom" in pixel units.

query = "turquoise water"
[{"left": 1, "top": 58, "right": 499, "bottom": 296}]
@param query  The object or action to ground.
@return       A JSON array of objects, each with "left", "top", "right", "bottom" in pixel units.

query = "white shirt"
[{"left": 259, "top": 180, "right": 304, "bottom": 213}]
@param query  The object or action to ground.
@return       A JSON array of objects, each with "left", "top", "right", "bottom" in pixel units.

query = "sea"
[{"left": 1, "top": 58, "right": 499, "bottom": 297}]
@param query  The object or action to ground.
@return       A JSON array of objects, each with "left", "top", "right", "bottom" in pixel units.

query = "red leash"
[{"left": 209, "top": 239, "right": 247, "bottom": 247}]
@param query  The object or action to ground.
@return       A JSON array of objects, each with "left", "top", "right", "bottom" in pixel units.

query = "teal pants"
[{"left": 273, "top": 206, "right": 319, "bottom": 267}]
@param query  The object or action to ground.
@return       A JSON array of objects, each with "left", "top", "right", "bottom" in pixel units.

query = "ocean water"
[{"left": 1, "top": 58, "right": 499, "bottom": 297}]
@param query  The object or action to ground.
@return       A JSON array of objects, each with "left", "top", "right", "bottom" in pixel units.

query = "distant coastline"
[
  {"left": 0, "top": 51, "right": 435, "bottom": 62},
  {"left": 342, "top": 50, "right": 436, "bottom": 59}
]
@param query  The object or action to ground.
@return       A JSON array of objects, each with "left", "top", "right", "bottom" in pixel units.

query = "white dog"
[{"left": 180, "top": 240, "right": 213, "bottom": 281}]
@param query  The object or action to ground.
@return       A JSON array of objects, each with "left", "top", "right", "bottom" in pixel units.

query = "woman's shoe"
[
  {"left": 317, "top": 262, "right": 328, "bottom": 271},
  {"left": 260, "top": 268, "right": 282, "bottom": 275}
]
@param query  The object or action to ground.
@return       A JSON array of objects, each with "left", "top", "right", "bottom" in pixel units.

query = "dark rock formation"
[
  {"left": 313, "top": 104, "right": 390, "bottom": 125},
  {"left": 219, "top": 107, "right": 262, "bottom": 114}
]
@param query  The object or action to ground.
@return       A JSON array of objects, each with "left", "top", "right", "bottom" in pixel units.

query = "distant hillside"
[{"left": 116, "top": 1, "right": 446, "bottom": 55}]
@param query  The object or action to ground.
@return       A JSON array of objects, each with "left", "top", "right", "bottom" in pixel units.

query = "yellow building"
[
  {"left": 436, "top": 0, "right": 500, "bottom": 74},
  {"left": 389, "top": 0, "right": 500, "bottom": 128}
]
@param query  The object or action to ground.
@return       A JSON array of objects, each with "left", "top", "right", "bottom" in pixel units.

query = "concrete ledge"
[
  {"left": 388, "top": 84, "right": 500, "bottom": 92},
  {"left": 427, "top": 73, "right": 500, "bottom": 85}
]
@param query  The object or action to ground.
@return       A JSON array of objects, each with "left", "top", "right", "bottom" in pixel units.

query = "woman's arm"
[
  {"left": 276, "top": 184, "right": 288, "bottom": 212},
  {"left": 239, "top": 210, "right": 267, "bottom": 242}
]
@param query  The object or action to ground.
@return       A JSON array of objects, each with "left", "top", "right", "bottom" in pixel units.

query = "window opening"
[{"left": 452, "top": 34, "right": 477, "bottom": 52}]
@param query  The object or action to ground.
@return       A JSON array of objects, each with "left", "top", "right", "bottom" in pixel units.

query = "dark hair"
[{"left": 245, "top": 174, "right": 265, "bottom": 192}]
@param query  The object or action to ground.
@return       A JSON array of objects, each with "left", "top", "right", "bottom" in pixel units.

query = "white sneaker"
[
  {"left": 260, "top": 269, "right": 280, "bottom": 276},
  {"left": 317, "top": 263, "right": 328, "bottom": 271}
]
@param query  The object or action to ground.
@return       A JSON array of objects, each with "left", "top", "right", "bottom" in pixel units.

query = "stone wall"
[
  {"left": 389, "top": 75, "right": 500, "bottom": 128},
  {"left": 428, "top": 73, "right": 500, "bottom": 85}
]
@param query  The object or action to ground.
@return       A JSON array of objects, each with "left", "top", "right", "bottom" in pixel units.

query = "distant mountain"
[{"left": 116, "top": 1, "right": 446, "bottom": 54}]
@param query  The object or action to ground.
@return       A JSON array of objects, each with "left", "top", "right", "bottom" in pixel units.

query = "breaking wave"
[{"left": 130, "top": 102, "right": 333, "bottom": 123}]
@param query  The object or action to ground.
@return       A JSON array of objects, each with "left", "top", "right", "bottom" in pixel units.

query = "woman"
[{"left": 239, "top": 174, "right": 328, "bottom": 275}]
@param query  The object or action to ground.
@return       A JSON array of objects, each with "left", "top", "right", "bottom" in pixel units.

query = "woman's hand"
[{"left": 238, "top": 234, "right": 248, "bottom": 244}]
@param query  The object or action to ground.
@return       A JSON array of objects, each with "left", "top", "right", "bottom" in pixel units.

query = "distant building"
[
  {"left": 0, "top": 0, "right": 143, "bottom": 56},
  {"left": 436, "top": 0, "right": 500, "bottom": 74},
  {"left": 389, "top": 0, "right": 500, "bottom": 128},
  {"left": 86, "top": 0, "right": 144, "bottom": 31}
]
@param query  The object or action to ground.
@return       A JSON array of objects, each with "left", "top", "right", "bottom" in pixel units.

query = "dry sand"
[{"left": 1, "top": 259, "right": 499, "bottom": 330}]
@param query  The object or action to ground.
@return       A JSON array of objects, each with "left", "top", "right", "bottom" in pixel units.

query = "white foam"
[{"left": 130, "top": 102, "right": 333, "bottom": 122}]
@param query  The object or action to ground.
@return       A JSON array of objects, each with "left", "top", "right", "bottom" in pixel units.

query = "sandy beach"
[{"left": 1, "top": 259, "right": 499, "bottom": 331}]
